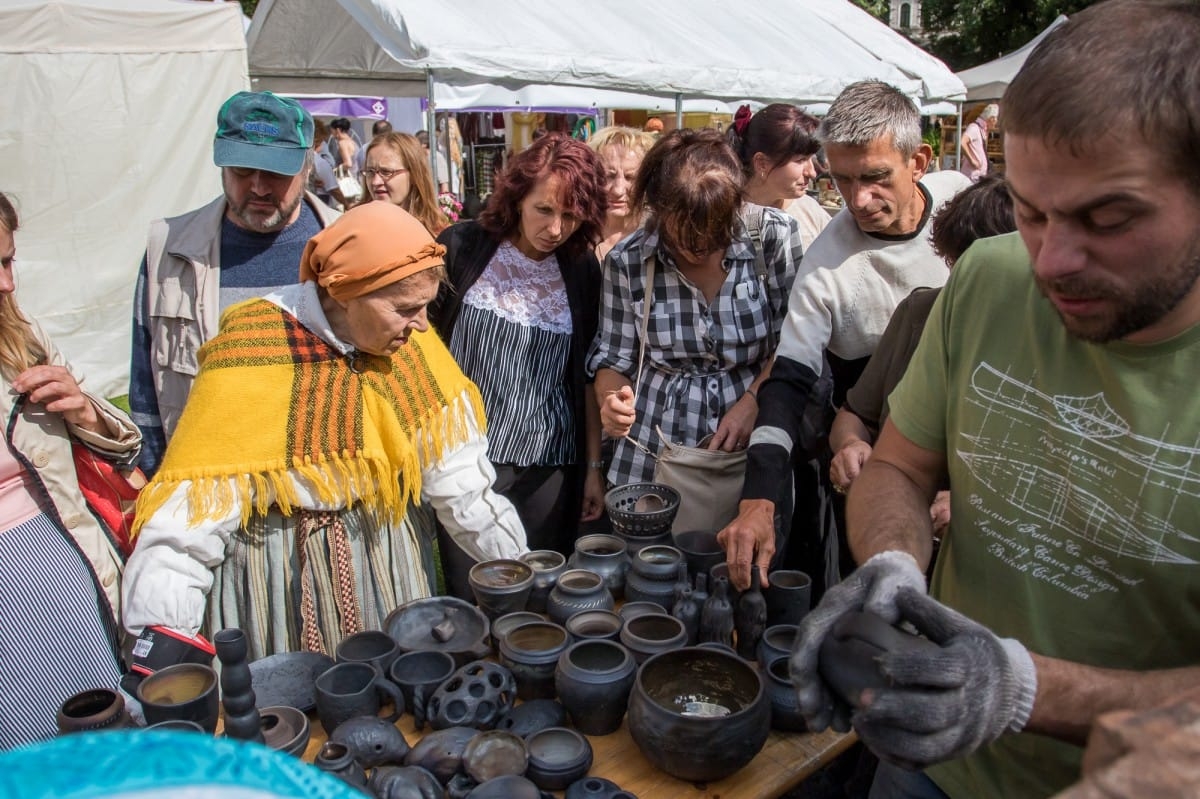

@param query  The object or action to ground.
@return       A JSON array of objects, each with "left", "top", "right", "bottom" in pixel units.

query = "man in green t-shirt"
[{"left": 790, "top": 2, "right": 1200, "bottom": 797}]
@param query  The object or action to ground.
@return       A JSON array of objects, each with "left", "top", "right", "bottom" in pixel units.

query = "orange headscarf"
[{"left": 300, "top": 201, "right": 446, "bottom": 302}]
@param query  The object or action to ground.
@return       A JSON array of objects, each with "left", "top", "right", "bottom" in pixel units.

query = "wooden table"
[{"left": 299, "top": 709, "right": 856, "bottom": 798}]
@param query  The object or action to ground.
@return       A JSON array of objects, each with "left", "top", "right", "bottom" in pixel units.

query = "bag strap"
[
  {"left": 633, "top": 249, "right": 656, "bottom": 402},
  {"left": 742, "top": 203, "right": 776, "bottom": 351}
]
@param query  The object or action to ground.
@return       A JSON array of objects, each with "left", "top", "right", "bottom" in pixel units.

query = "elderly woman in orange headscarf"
[{"left": 122, "top": 202, "right": 526, "bottom": 660}]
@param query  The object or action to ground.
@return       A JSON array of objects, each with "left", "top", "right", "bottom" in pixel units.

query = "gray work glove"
[
  {"left": 791, "top": 550, "right": 928, "bottom": 732},
  {"left": 852, "top": 587, "right": 1038, "bottom": 771}
]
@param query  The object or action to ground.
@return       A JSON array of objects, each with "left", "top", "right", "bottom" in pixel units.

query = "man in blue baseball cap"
[{"left": 129, "top": 91, "right": 341, "bottom": 480}]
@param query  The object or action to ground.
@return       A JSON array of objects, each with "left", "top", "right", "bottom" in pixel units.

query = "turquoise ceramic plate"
[{"left": 0, "top": 731, "right": 361, "bottom": 799}]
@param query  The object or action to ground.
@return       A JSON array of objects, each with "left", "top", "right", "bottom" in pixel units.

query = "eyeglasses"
[{"left": 362, "top": 167, "right": 408, "bottom": 181}]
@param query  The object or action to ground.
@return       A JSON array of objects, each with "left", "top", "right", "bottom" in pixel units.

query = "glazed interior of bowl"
[
  {"left": 505, "top": 622, "right": 568, "bottom": 653},
  {"left": 639, "top": 649, "right": 759, "bottom": 718},
  {"left": 470, "top": 560, "right": 534, "bottom": 588}
]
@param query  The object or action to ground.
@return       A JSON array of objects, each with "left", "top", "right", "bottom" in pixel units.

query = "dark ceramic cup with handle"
[
  {"left": 315, "top": 661, "right": 405, "bottom": 734},
  {"left": 335, "top": 629, "right": 401, "bottom": 676}
]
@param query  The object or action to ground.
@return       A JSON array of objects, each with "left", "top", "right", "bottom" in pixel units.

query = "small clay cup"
[
  {"left": 259, "top": 705, "right": 310, "bottom": 756},
  {"left": 56, "top": 688, "right": 131, "bottom": 734},
  {"left": 765, "top": 569, "right": 812, "bottom": 627},
  {"left": 565, "top": 609, "right": 623, "bottom": 643},
  {"left": 525, "top": 727, "right": 594, "bottom": 790},
  {"left": 315, "top": 661, "right": 405, "bottom": 734},
  {"left": 757, "top": 624, "right": 799, "bottom": 671},
  {"left": 499, "top": 621, "right": 571, "bottom": 701},
  {"left": 388, "top": 650, "right": 456, "bottom": 730},
  {"left": 490, "top": 611, "right": 545, "bottom": 655},
  {"left": 335, "top": 629, "right": 401, "bottom": 675},
  {"left": 469, "top": 559, "right": 535, "bottom": 621},
  {"left": 136, "top": 663, "right": 220, "bottom": 733},
  {"left": 616, "top": 601, "right": 662, "bottom": 623},
  {"left": 619, "top": 612, "right": 688, "bottom": 664},
  {"left": 520, "top": 550, "right": 567, "bottom": 613},
  {"left": 671, "top": 530, "right": 725, "bottom": 580}
]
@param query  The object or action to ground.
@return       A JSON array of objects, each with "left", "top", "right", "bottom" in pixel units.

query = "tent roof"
[
  {"left": 0, "top": 0, "right": 248, "bottom": 53},
  {"left": 249, "top": 0, "right": 964, "bottom": 106},
  {"left": 956, "top": 15, "right": 1067, "bottom": 102}
]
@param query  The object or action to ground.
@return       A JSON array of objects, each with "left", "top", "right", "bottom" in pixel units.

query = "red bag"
[{"left": 72, "top": 441, "right": 146, "bottom": 559}]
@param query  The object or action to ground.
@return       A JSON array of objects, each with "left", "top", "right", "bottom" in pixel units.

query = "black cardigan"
[{"left": 432, "top": 221, "right": 601, "bottom": 529}]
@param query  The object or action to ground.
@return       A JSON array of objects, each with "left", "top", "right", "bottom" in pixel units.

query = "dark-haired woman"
[
  {"left": 727, "top": 103, "right": 828, "bottom": 250},
  {"left": 588, "top": 129, "right": 803, "bottom": 491},
  {"left": 432, "top": 133, "right": 607, "bottom": 581}
]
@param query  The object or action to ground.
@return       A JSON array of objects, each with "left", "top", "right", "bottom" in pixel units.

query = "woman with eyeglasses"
[
  {"left": 360, "top": 133, "right": 448, "bottom": 235},
  {"left": 430, "top": 133, "right": 607, "bottom": 596}
]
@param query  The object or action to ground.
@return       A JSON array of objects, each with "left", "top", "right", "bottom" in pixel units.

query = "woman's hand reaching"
[
  {"left": 581, "top": 467, "right": 605, "bottom": 522},
  {"left": 709, "top": 391, "right": 758, "bottom": 451},
  {"left": 12, "top": 364, "right": 104, "bottom": 433},
  {"left": 599, "top": 385, "right": 637, "bottom": 439}
]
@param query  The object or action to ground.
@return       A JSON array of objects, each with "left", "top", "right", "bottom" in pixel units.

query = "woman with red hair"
[{"left": 432, "top": 133, "right": 607, "bottom": 593}]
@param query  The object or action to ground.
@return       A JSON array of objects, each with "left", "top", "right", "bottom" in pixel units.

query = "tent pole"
[
  {"left": 426, "top": 69, "right": 440, "bottom": 191},
  {"left": 955, "top": 101, "right": 963, "bottom": 171},
  {"left": 675, "top": 93, "right": 683, "bottom": 130}
]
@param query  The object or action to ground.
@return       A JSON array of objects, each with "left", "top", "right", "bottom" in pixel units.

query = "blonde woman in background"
[
  {"left": 361, "top": 132, "right": 448, "bottom": 235},
  {"left": 727, "top": 103, "right": 828, "bottom": 250},
  {"left": 0, "top": 192, "right": 142, "bottom": 748},
  {"left": 588, "top": 126, "right": 657, "bottom": 261}
]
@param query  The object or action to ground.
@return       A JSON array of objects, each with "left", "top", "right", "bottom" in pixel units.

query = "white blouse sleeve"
[
  {"left": 420, "top": 389, "right": 528, "bottom": 561},
  {"left": 121, "top": 480, "right": 242, "bottom": 637}
]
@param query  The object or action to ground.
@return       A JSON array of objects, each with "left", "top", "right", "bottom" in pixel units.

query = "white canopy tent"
[
  {"left": 248, "top": 0, "right": 965, "bottom": 107},
  {"left": 956, "top": 16, "right": 1068, "bottom": 102},
  {"left": 0, "top": 0, "right": 249, "bottom": 398}
]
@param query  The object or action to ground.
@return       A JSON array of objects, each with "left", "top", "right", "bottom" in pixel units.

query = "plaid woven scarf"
[{"left": 133, "top": 299, "right": 485, "bottom": 533}]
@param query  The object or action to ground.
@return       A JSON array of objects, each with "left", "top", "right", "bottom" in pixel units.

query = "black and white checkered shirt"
[{"left": 586, "top": 207, "right": 804, "bottom": 485}]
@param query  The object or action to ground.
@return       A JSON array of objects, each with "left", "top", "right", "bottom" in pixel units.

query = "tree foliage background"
[{"left": 853, "top": 0, "right": 1101, "bottom": 71}]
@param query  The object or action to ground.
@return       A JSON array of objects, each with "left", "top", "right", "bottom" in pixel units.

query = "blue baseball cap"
[{"left": 213, "top": 91, "right": 313, "bottom": 176}]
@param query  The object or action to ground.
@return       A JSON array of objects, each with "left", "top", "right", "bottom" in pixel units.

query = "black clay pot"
[
  {"left": 564, "top": 609, "right": 623, "bottom": 643},
  {"left": 314, "top": 741, "right": 369, "bottom": 790},
  {"left": 757, "top": 624, "right": 798, "bottom": 671},
  {"left": 469, "top": 559, "right": 535, "bottom": 621},
  {"left": 520, "top": 550, "right": 568, "bottom": 614},
  {"left": 369, "top": 765, "right": 444, "bottom": 799},
  {"left": 627, "top": 646, "right": 770, "bottom": 783},
  {"left": 329, "top": 713, "right": 412, "bottom": 767},
  {"left": 764, "top": 655, "right": 807, "bottom": 732},
  {"left": 623, "top": 545, "right": 684, "bottom": 612},
  {"left": 565, "top": 776, "right": 639, "bottom": 799},
  {"left": 498, "top": 621, "right": 570, "bottom": 701},
  {"left": 496, "top": 698, "right": 567, "bottom": 738},
  {"left": 525, "top": 727, "right": 594, "bottom": 791},
  {"left": 461, "top": 729, "right": 529, "bottom": 783},
  {"left": 554, "top": 639, "right": 636, "bottom": 736},
  {"left": 385, "top": 596, "right": 492, "bottom": 668},
  {"left": 818, "top": 610, "right": 940, "bottom": 708},
  {"left": 465, "top": 775, "right": 544, "bottom": 799},
  {"left": 405, "top": 725, "right": 479, "bottom": 784},
  {"left": 388, "top": 649, "right": 457, "bottom": 732},
  {"left": 426, "top": 660, "right": 517, "bottom": 730},
  {"left": 619, "top": 612, "right": 687, "bottom": 665},
  {"left": 568, "top": 534, "right": 630, "bottom": 600},
  {"left": 546, "top": 570, "right": 614, "bottom": 626},
  {"left": 671, "top": 530, "right": 725, "bottom": 581},
  {"left": 56, "top": 688, "right": 131, "bottom": 734}
]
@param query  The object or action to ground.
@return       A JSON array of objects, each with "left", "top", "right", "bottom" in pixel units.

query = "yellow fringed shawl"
[{"left": 133, "top": 299, "right": 486, "bottom": 533}]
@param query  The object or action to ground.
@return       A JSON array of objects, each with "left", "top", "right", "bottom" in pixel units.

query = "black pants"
[{"left": 437, "top": 462, "right": 580, "bottom": 599}]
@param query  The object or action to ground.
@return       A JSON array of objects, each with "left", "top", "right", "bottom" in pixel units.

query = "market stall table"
[{"left": 295, "top": 710, "right": 856, "bottom": 798}]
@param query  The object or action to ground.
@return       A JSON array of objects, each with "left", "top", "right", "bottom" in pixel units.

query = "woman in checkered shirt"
[{"left": 588, "top": 129, "right": 804, "bottom": 488}]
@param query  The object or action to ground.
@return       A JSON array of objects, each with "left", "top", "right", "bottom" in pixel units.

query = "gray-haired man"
[{"left": 719, "top": 80, "right": 969, "bottom": 589}]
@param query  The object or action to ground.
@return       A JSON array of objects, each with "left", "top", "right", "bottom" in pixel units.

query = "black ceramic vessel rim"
[
  {"left": 213, "top": 628, "right": 246, "bottom": 644},
  {"left": 573, "top": 533, "right": 627, "bottom": 552},
  {"left": 556, "top": 569, "right": 604, "bottom": 589},
  {"left": 636, "top": 646, "right": 764, "bottom": 719},
  {"left": 502, "top": 621, "right": 569, "bottom": 654},
  {"left": 61, "top": 688, "right": 121, "bottom": 718},
  {"left": 136, "top": 663, "right": 216, "bottom": 706},
  {"left": 623, "top": 612, "right": 685, "bottom": 641},
  {"left": 525, "top": 725, "right": 590, "bottom": 765},
  {"left": 519, "top": 549, "right": 567, "bottom": 569},
  {"left": 562, "top": 639, "right": 631, "bottom": 674},
  {"left": 469, "top": 558, "right": 534, "bottom": 589},
  {"left": 564, "top": 610, "right": 622, "bottom": 635},
  {"left": 768, "top": 569, "right": 812, "bottom": 588}
]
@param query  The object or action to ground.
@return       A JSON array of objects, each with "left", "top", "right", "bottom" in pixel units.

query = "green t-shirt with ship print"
[{"left": 888, "top": 231, "right": 1200, "bottom": 798}]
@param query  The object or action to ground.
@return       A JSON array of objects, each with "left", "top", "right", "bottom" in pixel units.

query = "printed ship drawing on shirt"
[{"left": 956, "top": 362, "right": 1200, "bottom": 566}]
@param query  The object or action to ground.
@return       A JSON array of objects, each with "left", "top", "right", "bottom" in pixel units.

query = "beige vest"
[{"left": 143, "top": 193, "right": 340, "bottom": 440}]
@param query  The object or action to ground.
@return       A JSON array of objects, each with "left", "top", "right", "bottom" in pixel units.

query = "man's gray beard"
[{"left": 231, "top": 194, "right": 300, "bottom": 233}]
